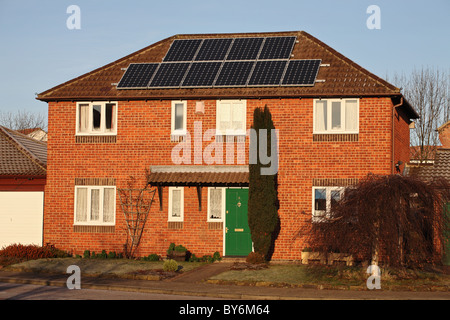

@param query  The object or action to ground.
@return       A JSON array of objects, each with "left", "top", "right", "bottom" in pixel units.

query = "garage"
[
  {"left": 0, "top": 192, "right": 44, "bottom": 248},
  {"left": 0, "top": 126, "right": 47, "bottom": 249}
]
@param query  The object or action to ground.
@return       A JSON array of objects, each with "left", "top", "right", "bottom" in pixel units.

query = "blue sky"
[{"left": 0, "top": 0, "right": 449, "bottom": 118}]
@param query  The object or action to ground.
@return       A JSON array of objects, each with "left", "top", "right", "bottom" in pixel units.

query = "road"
[{"left": 0, "top": 282, "right": 222, "bottom": 300}]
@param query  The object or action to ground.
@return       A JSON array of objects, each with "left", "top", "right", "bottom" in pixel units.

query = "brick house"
[{"left": 36, "top": 31, "right": 418, "bottom": 260}]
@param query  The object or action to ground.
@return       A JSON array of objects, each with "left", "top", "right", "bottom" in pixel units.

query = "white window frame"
[
  {"left": 76, "top": 101, "right": 118, "bottom": 135},
  {"left": 74, "top": 186, "right": 116, "bottom": 226},
  {"left": 312, "top": 186, "right": 344, "bottom": 222},
  {"left": 216, "top": 99, "right": 247, "bottom": 136},
  {"left": 207, "top": 187, "right": 226, "bottom": 222},
  {"left": 168, "top": 187, "right": 184, "bottom": 222},
  {"left": 313, "top": 99, "right": 359, "bottom": 134},
  {"left": 171, "top": 100, "right": 187, "bottom": 136}
]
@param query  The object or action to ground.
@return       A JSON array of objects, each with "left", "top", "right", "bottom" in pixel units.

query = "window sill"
[
  {"left": 75, "top": 135, "right": 117, "bottom": 144},
  {"left": 313, "top": 133, "right": 358, "bottom": 142},
  {"left": 168, "top": 221, "right": 183, "bottom": 229},
  {"left": 73, "top": 225, "right": 115, "bottom": 233}
]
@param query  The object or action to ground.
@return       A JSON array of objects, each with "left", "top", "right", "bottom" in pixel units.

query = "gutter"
[{"left": 392, "top": 97, "right": 404, "bottom": 174}]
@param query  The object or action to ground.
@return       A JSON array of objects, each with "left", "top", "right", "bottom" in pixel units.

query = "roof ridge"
[
  {"left": 299, "top": 31, "right": 400, "bottom": 93},
  {"left": 0, "top": 126, "right": 47, "bottom": 171}
]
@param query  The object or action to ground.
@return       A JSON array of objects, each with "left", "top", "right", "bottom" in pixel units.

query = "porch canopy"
[{"left": 147, "top": 165, "right": 249, "bottom": 210}]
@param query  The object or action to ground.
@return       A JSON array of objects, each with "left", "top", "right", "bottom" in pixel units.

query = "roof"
[
  {"left": 0, "top": 126, "right": 47, "bottom": 176},
  {"left": 407, "top": 148, "right": 450, "bottom": 181},
  {"left": 36, "top": 31, "right": 417, "bottom": 118},
  {"left": 147, "top": 165, "right": 249, "bottom": 187}
]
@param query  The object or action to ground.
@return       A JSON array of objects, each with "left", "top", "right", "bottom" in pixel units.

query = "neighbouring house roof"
[
  {"left": 0, "top": 126, "right": 47, "bottom": 176},
  {"left": 407, "top": 148, "right": 450, "bottom": 182},
  {"left": 36, "top": 30, "right": 418, "bottom": 120},
  {"left": 16, "top": 128, "right": 48, "bottom": 142},
  {"left": 147, "top": 165, "right": 249, "bottom": 187}
]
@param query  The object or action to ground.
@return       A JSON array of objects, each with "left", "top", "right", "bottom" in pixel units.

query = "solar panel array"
[{"left": 117, "top": 36, "right": 322, "bottom": 89}]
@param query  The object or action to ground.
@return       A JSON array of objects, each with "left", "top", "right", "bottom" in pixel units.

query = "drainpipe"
[{"left": 392, "top": 97, "right": 404, "bottom": 174}]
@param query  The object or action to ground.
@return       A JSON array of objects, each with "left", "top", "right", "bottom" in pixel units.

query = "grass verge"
[
  {"left": 208, "top": 263, "right": 450, "bottom": 291},
  {"left": 2, "top": 257, "right": 206, "bottom": 280}
]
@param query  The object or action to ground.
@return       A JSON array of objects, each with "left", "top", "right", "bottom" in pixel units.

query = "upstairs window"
[
  {"left": 314, "top": 99, "right": 358, "bottom": 134},
  {"left": 76, "top": 102, "right": 117, "bottom": 135},
  {"left": 216, "top": 100, "right": 246, "bottom": 135},
  {"left": 171, "top": 101, "right": 187, "bottom": 136}
]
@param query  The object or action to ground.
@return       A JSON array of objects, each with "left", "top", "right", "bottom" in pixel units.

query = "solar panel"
[
  {"left": 181, "top": 62, "right": 222, "bottom": 87},
  {"left": 195, "top": 38, "right": 233, "bottom": 61},
  {"left": 149, "top": 63, "right": 190, "bottom": 88},
  {"left": 248, "top": 60, "right": 288, "bottom": 86},
  {"left": 282, "top": 60, "right": 321, "bottom": 86},
  {"left": 259, "top": 37, "right": 296, "bottom": 60},
  {"left": 226, "top": 38, "right": 264, "bottom": 61},
  {"left": 117, "top": 63, "right": 158, "bottom": 88},
  {"left": 214, "top": 61, "right": 255, "bottom": 87},
  {"left": 163, "top": 39, "right": 202, "bottom": 62}
]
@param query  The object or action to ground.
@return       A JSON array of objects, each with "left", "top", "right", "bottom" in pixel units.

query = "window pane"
[
  {"left": 171, "top": 189, "right": 181, "bottom": 217},
  {"left": 103, "top": 188, "right": 115, "bottom": 223},
  {"left": 331, "top": 101, "right": 341, "bottom": 130},
  {"left": 79, "top": 104, "right": 89, "bottom": 133},
  {"left": 105, "top": 103, "right": 115, "bottom": 132},
  {"left": 315, "top": 100, "right": 327, "bottom": 131},
  {"left": 174, "top": 103, "right": 184, "bottom": 131},
  {"left": 314, "top": 188, "right": 326, "bottom": 211},
  {"left": 231, "top": 103, "right": 245, "bottom": 131},
  {"left": 90, "top": 189, "right": 100, "bottom": 221},
  {"left": 92, "top": 105, "right": 102, "bottom": 131},
  {"left": 209, "top": 188, "right": 222, "bottom": 219},
  {"left": 345, "top": 100, "right": 358, "bottom": 131},
  {"left": 331, "top": 190, "right": 341, "bottom": 210},
  {"left": 75, "top": 188, "right": 88, "bottom": 222},
  {"left": 218, "top": 103, "right": 231, "bottom": 131}
]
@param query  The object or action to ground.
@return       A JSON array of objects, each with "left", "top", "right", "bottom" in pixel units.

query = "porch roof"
[{"left": 147, "top": 165, "right": 249, "bottom": 187}]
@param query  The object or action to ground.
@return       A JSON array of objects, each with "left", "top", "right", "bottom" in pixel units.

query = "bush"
[
  {"left": 213, "top": 251, "right": 222, "bottom": 262},
  {"left": 174, "top": 245, "right": 187, "bottom": 252},
  {"left": 143, "top": 254, "right": 160, "bottom": 261},
  {"left": 246, "top": 252, "right": 266, "bottom": 264},
  {"left": 163, "top": 259, "right": 179, "bottom": 272},
  {"left": 108, "top": 251, "right": 116, "bottom": 259},
  {"left": 83, "top": 250, "right": 90, "bottom": 259},
  {"left": 0, "top": 244, "right": 68, "bottom": 261}
]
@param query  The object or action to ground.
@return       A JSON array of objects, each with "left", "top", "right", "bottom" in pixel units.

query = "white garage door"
[{"left": 0, "top": 192, "right": 44, "bottom": 249}]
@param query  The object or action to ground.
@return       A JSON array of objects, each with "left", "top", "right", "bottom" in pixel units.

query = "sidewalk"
[{"left": 0, "top": 262, "right": 449, "bottom": 300}]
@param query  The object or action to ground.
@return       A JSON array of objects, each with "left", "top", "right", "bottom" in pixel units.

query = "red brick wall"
[
  {"left": 44, "top": 97, "right": 403, "bottom": 260},
  {"left": 393, "top": 107, "right": 411, "bottom": 174}
]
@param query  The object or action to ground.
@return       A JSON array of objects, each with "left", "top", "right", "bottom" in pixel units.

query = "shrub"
[
  {"left": 246, "top": 252, "right": 266, "bottom": 265},
  {"left": 143, "top": 254, "right": 160, "bottom": 261},
  {"left": 163, "top": 259, "right": 179, "bottom": 272},
  {"left": 108, "top": 251, "right": 116, "bottom": 259},
  {"left": 174, "top": 245, "right": 187, "bottom": 252},
  {"left": 189, "top": 254, "right": 200, "bottom": 262},
  {"left": 167, "top": 243, "right": 176, "bottom": 255},
  {"left": 213, "top": 251, "right": 222, "bottom": 262},
  {"left": 83, "top": 250, "right": 90, "bottom": 259},
  {"left": 0, "top": 244, "right": 68, "bottom": 261}
]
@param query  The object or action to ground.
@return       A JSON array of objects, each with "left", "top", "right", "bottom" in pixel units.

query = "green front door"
[{"left": 225, "top": 188, "right": 252, "bottom": 256}]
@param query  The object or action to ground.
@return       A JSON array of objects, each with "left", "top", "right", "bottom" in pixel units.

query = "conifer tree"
[{"left": 248, "top": 106, "right": 279, "bottom": 260}]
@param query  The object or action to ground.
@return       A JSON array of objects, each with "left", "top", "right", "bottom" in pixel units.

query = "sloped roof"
[
  {"left": 147, "top": 165, "right": 249, "bottom": 186},
  {"left": 407, "top": 148, "right": 450, "bottom": 181},
  {"left": 37, "top": 31, "right": 411, "bottom": 102},
  {"left": 0, "top": 126, "right": 47, "bottom": 176}
]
